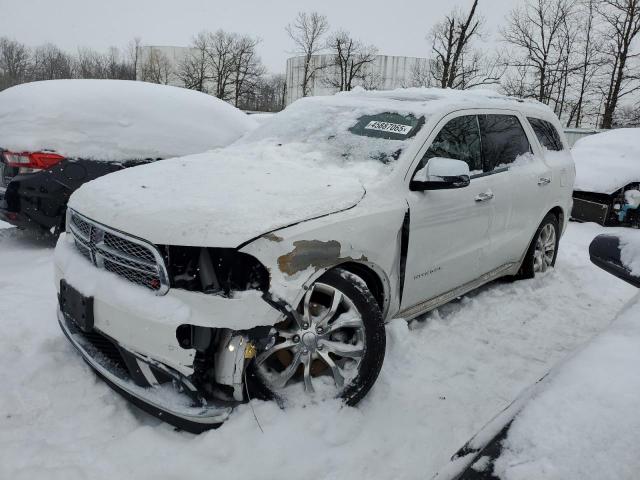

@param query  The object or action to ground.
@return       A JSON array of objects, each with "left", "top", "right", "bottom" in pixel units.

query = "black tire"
[
  {"left": 515, "top": 212, "right": 560, "bottom": 280},
  {"left": 247, "top": 267, "right": 386, "bottom": 407}
]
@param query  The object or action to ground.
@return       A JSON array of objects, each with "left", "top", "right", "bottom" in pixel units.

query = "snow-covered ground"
[{"left": 0, "top": 221, "right": 636, "bottom": 480}]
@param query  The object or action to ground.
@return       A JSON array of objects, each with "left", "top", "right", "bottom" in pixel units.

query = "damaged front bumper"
[{"left": 58, "top": 308, "right": 235, "bottom": 433}]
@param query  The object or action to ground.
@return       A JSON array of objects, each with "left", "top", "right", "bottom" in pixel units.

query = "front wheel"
[
  {"left": 516, "top": 213, "right": 560, "bottom": 279},
  {"left": 249, "top": 268, "right": 386, "bottom": 406}
]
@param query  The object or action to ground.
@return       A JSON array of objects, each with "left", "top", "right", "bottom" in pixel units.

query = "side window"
[
  {"left": 527, "top": 117, "right": 563, "bottom": 151},
  {"left": 479, "top": 114, "right": 531, "bottom": 172},
  {"left": 420, "top": 115, "right": 482, "bottom": 174}
]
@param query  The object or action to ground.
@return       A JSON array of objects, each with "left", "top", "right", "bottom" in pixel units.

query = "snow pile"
[
  {"left": 0, "top": 80, "right": 257, "bottom": 161},
  {"left": 338, "top": 86, "right": 550, "bottom": 114},
  {"left": 1, "top": 222, "right": 637, "bottom": 480},
  {"left": 68, "top": 142, "right": 367, "bottom": 246},
  {"left": 493, "top": 291, "right": 640, "bottom": 480},
  {"left": 572, "top": 128, "right": 640, "bottom": 194}
]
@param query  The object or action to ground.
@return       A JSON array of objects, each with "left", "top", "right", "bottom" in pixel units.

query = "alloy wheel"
[
  {"left": 533, "top": 223, "right": 556, "bottom": 273},
  {"left": 254, "top": 282, "right": 366, "bottom": 395}
]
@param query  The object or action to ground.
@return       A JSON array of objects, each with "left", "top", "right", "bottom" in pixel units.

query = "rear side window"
[
  {"left": 527, "top": 117, "right": 563, "bottom": 151},
  {"left": 479, "top": 114, "right": 531, "bottom": 172},
  {"left": 421, "top": 115, "right": 482, "bottom": 174}
]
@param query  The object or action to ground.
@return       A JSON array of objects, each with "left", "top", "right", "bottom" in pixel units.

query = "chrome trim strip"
[
  {"left": 57, "top": 309, "right": 232, "bottom": 425},
  {"left": 394, "top": 262, "right": 517, "bottom": 320}
]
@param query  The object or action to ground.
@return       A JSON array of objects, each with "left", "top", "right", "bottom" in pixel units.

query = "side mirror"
[
  {"left": 589, "top": 234, "right": 640, "bottom": 288},
  {"left": 410, "top": 157, "right": 471, "bottom": 191}
]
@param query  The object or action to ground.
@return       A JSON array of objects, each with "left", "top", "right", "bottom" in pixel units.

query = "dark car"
[{"left": 0, "top": 79, "right": 256, "bottom": 235}]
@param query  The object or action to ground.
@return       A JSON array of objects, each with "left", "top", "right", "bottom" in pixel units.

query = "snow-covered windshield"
[{"left": 241, "top": 96, "right": 426, "bottom": 168}]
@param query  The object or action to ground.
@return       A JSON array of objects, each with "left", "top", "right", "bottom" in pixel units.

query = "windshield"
[{"left": 242, "top": 98, "right": 426, "bottom": 169}]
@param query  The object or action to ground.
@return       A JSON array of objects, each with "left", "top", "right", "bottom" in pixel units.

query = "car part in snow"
[
  {"left": 616, "top": 189, "right": 640, "bottom": 226},
  {"left": 214, "top": 331, "right": 252, "bottom": 401},
  {"left": 589, "top": 235, "right": 640, "bottom": 288},
  {"left": 516, "top": 213, "right": 560, "bottom": 279},
  {"left": 57, "top": 308, "right": 234, "bottom": 433},
  {"left": 250, "top": 268, "right": 385, "bottom": 406},
  {"left": 572, "top": 183, "right": 640, "bottom": 227}
]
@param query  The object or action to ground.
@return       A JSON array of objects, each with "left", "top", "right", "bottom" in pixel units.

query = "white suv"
[{"left": 54, "top": 88, "right": 574, "bottom": 432}]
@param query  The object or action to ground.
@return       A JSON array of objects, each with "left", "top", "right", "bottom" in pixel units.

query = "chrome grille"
[{"left": 67, "top": 209, "right": 169, "bottom": 294}]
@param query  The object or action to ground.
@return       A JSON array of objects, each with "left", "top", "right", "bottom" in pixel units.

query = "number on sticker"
[{"left": 364, "top": 121, "right": 412, "bottom": 135}]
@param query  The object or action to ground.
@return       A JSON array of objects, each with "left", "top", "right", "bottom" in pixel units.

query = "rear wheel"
[
  {"left": 249, "top": 268, "right": 385, "bottom": 406},
  {"left": 516, "top": 213, "right": 559, "bottom": 279}
]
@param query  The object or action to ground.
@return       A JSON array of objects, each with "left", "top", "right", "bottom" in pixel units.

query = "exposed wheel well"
[
  {"left": 548, "top": 206, "right": 564, "bottom": 232},
  {"left": 328, "top": 261, "right": 386, "bottom": 311}
]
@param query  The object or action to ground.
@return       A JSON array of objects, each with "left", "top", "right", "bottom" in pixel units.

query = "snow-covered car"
[
  {"left": 54, "top": 88, "right": 575, "bottom": 432},
  {"left": 571, "top": 128, "right": 640, "bottom": 227},
  {"left": 0, "top": 79, "right": 256, "bottom": 235}
]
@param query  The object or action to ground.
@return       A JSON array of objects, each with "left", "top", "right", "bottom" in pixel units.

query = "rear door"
[{"left": 478, "top": 112, "right": 552, "bottom": 272}]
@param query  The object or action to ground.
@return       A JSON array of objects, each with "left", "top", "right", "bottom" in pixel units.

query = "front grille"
[{"left": 68, "top": 209, "right": 169, "bottom": 294}]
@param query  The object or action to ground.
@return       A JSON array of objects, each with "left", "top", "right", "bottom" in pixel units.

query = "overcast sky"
[{"left": 0, "top": 0, "right": 517, "bottom": 74}]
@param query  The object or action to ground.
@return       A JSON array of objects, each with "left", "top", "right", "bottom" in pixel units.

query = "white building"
[{"left": 285, "top": 54, "right": 429, "bottom": 105}]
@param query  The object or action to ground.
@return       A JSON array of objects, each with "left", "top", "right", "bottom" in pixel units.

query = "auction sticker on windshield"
[{"left": 364, "top": 121, "right": 413, "bottom": 135}]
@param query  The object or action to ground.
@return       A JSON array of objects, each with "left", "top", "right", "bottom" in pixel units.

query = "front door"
[{"left": 401, "top": 114, "right": 492, "bottom": 311}]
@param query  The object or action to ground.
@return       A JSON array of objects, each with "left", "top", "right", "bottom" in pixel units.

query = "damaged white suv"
[{"left": 55, "top": 88, "right": 574, "bottom": 432}]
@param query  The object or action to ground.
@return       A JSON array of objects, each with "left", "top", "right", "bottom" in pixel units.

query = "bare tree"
[
  {"left": 0, "top": 38, "right": 30, "bottom": 89},
  {"left": 325, "top": 30, "right": 377, "bottom": 92},
  {"left": 502, "top": 0, "right": 575, "bottom": 102},
  {"left": 432, "top": 0, "right": 477, "bottom": 87},
  {"left": 140, "top": 48, "right": 173, "bottom": 84},
  {"left": 410, "top": 58, "right": 435, "bottom": 87},
  {"left": 177, "top": 32, "right": 210, "bottom": 92},
  {"left": 427, "top": 1, "right": 505, "bottom": 89},
  {"left": 597, "top": 0, "right": 640, "bottom": 128},
  {"left": 126, "top": 37, "right": 141, "bottom": 80},
  {"left": 566, "top": 0, "right": 604, "bottom": 127},
  {"left": 231, "top": 35, "right": 266, "bottom": 106},
  {"left": 237, "top": 73, "right": 287, "bottom": 112},
  {"left": 30, "top": 43, "right": 73, "bottom": 81},
  {"left": 207, "top": 30, "right": 239, "bottom": 100},
  {"left": 501, "top": 63, "right": 532, "bottom": 97},
  {"left": 286, "top": 12, "right": 329, "bottom": 97},
  {"left": 75, "top": 47, "right": 106, "bottom": 78}
]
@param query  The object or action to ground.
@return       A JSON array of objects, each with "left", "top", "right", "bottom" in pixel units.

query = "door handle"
[
  {"left": 538, "top": 177, "right": 551, "bottom": 186},
  {"left": 475, "top": 191, "right": 494, "bottom": 202}
]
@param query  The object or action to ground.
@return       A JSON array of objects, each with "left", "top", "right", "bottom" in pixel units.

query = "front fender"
[{"left": 240, "top": 199, "right": 407, "bottom": 319}]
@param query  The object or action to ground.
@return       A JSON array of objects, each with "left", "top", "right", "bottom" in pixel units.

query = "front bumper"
[
  {"left": 54, "top": 233, "right": 282, "bottom": 376},
  {"left": 58, "top": 308, "right": 234, "bottom": 433}
]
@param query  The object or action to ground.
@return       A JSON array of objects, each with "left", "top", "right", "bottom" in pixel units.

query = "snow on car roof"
[
  {"left": 573, "top": 128, "right": 640, "bottom": 194},
  {"left": 336, "top": 86, "right": 554, "bottom": 117},
  {"left": 0, "top": 79, "right": 257, "bottom": 161}
]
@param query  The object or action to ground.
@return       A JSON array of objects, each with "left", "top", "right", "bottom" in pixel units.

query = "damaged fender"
[{"left": 240, "top": 198, "right": 409, "bottom": 320}]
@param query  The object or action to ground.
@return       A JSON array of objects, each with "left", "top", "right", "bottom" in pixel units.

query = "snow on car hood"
[
  {"left": 0, "top": 79, "right": 256, "bottom": 161},
  {"left": 68, "top": 142, "right": 369, "bottom": 247},
  {"left": 573, "top": 128, "right": 640, "bottom": 194}
]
